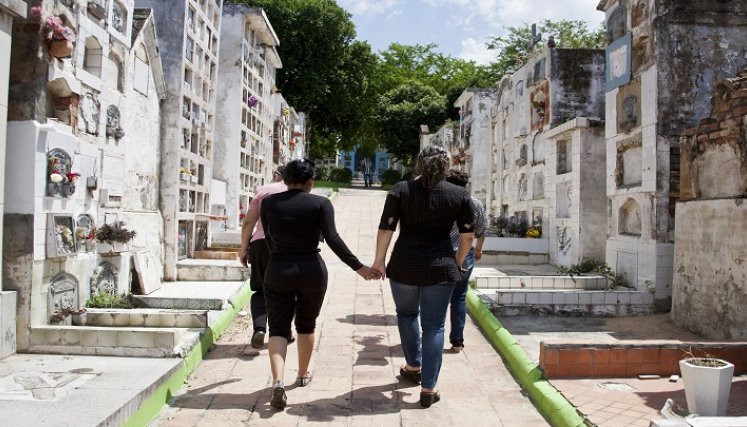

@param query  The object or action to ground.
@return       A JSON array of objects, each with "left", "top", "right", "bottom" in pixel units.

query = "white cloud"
[
  {"left": 459, "top": 37, "right": 496, "bottom": 65},
  {"left": 339, "top": 0, "right": 400, "bottom": 17},
  {"left": 424, "top": 0, "right": 603, "bottom": 31}
]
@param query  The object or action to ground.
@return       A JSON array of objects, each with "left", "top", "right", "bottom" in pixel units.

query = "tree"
[
  {"left": 485, "top": 19, "right": 605, "bottom": 78},
  {"left": 373, "top": 81, "right": 447, "bottom": 165},
  {"left": 374, "top": 43, "right": 499, "bottom": 117},
  {"left": 240, "top": 0, "right": 378, "bottom": 159}
]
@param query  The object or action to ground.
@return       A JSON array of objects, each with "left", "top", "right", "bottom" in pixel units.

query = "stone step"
[
  {"left": 84, "top": 308, "right": 207, "bottom": 328},
  {"left": 27, "top": 326, "right": 202, "bottom": 358},
  {"left": 474, "top": 273, "right": 609, "bottom": 290},
  {"left": 176, "top": 259, "right": 247, "bottom": 281},
  {"left": 133, "top": 281, "right": 247, "bottom": 310},
  {"left": 210, "top": 231, "right": 242, "bottom": 247},
  {"left": 477, "top": 288, "right": 655, "bottom": 317}
]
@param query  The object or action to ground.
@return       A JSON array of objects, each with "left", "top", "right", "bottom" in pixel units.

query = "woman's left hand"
[{"left": 356, "top": 266, "right": 382, "bottom": 281}]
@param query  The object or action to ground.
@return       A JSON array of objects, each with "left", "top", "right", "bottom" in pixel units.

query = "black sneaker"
[
  {"left": 250, "top": 331, "right": 265, "bottom": 349},
  {"left": 270, "top": 386, "right": 287, "bottom": 409}
]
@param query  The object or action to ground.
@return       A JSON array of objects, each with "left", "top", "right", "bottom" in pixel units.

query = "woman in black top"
[
  {"left": 261, "top": 159, "right": 379, "bottom": 409},
  {"left": 372, "top": 146, "right": 474, "bottom": 408}
]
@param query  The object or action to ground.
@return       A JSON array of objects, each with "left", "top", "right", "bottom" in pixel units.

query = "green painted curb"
[
  {"left": 466, "top": 289, "right": 588, "bottom": 427},
  {"left": 123, "top": 282, "right": 253, "bottom": 427}
]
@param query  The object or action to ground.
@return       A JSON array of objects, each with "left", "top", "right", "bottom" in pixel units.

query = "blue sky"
[{"left": 338, "top": 0, "right": 605, "bottom": 64}]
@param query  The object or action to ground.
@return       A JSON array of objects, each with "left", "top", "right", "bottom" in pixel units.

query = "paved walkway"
[{"left": 150, "top": 188, "right": 548, "bottom": 426}]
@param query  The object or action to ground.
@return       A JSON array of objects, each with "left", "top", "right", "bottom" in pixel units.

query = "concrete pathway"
[{"left": 149, "top": 188, "right": 548, "bottom": 426}]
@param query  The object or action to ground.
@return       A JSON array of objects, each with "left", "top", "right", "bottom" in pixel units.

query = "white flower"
[{"left": 50, "top": 173, "right": 63, "bottom": 183}]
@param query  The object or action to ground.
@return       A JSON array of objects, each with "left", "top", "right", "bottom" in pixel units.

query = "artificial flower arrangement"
[
  {"left": 526, "top": 226, "right": 542, "bottom": 238},
  {"left": 247, "top": 95, "right": 259, "bottom": 108},
  {"left": 30, "top": 5, "right": 76, "bottom": 58}
]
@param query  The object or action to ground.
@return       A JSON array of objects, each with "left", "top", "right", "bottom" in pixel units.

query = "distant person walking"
[
  {"left": 372, "top": 146, "right": 474, "bottom": 408},
  {"left": 445, "top": 170, "right": 487, "bottom": 353},
  {"left": 239, "top": 167, "right": 288, "bottom": 349},
  {"left": 260, "top": 159, "right": 380, "bottom": 409},
  {"left": 361, "top": 156, "right": 373, "bottom": 188}
]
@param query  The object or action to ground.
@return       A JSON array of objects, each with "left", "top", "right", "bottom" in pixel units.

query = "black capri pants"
[{"left": 264, "top": 253, "right": 328, "bottom": 338}]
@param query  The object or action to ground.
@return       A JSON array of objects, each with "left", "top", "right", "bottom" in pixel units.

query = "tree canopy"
[
  {"left": 369, "top": 43, "right": 499, "bottom": 164},
  {"left": 373, "top": 81, "right": 448, "bottom": 165},
  {"left": 241, "top": 0, "right": 378, "bottom": 158},
  {"left": 485, "top": 19, "right": 605, "bottom": 77}
]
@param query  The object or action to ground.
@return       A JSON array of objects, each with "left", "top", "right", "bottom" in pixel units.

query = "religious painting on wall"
[
  {"left": 616, "top": 78, "right": 641, "bottom": 133},
  {"left": 530, "top": 81, "right": 549, "bottom": 131}
]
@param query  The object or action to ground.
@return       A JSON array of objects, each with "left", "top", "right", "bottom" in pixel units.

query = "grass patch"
[{"left": 313, "top": 181, "right": 350, "bottom": 190}]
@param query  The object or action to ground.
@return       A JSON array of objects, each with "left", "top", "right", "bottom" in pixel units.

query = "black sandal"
[
  {"left": 296, "top": 371, "right": 312, "bottom": 387},
  {"left": 399, "top": 367, "right": 421, "bottom": 385},
  {"left": 420, "top": 391, "right": 441, "bottom": 408}
]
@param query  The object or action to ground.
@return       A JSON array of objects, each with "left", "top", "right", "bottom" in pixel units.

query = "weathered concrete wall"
[
  {"left": 655, "top": 2, "right": 747, "bottom": 136},
  {"left": 214, "top": 9, "right": 249, "bottom": 231},
  {"left": 545, "top": 118, "right": 607, "bottom": 267},
  {"left": 671, "top": 199, "right": 747, "bottom": 339},
  {"left": 673, "top": 66, "right": 747, "bottom": 339},
  {"left": 550, "top": 49, "right": 606, "bottom": 126},
  {"left": 456, "top": 89, "right": 496, "bottom": 206}
]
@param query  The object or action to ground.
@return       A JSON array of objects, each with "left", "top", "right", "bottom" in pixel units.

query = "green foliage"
[
  {"left": 95, "top": 221, "right": 136, "bottom": 244},
  {"left": 235, "top": 0, "right": 378, "bottom": 154},
  {"left": 485, "top": 19, "right": 605, "bottom": 77},
  {"left": 379, "top": 169, "right": 403, "bottom": 186},
  {"left": 556, "top": 259, "right": 624, "bottom": 289},
  {"left": 370, "top": 44, "right": 500, "bottom": 161},
  {"left": 314, "top": 165, "right": 330, "bottom": 181},
  {"left": 85, "top": 291, "right": 134, "bottom": 309},
  {"left": 374, "top": 81, "right": 447, "bottom": 165},
  {"left": 329, "top": 167, "right": 353, "bottom": 183}
]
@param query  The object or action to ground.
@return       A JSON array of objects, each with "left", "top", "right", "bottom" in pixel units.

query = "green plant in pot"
[{"left": 96, "top": 221, "right": 136, "bottom": 253}]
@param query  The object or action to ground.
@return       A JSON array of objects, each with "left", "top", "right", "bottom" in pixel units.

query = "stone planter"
[
  {"left": 48, "top": 39, "right": 74, "bottom": 59},
  {"left": 180, "top": 173, "right": 190, "bottom": 181},
  {"left": 98, "top": 241, "right": 129, "bottom": 255},
  {"left": 679, "top": 357, "right": 734, "bottom": 416},
  {"left": 71, "top": 311, "right": 87, "bottom": 326}
]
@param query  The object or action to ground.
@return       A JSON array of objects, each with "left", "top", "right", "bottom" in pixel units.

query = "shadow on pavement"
[{"left": 336, "top": 314, "right": 398, "bottom": 326}]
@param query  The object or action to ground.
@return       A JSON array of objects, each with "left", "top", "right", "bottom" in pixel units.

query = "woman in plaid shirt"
[{"left": 372, "top": 146, "right": 474, "bottom": 408}]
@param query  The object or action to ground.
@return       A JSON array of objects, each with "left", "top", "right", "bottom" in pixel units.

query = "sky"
[{"left": 338, "top": 0, "right": 605, "bottom": 65}]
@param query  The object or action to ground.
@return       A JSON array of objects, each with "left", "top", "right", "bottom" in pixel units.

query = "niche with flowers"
[
  {"left": 47, "top": 149, "right": 80, "bottom": 197},
  {"left": 47, "top": 214, "right": 76, "bottom": 258},
  {"left": 75, "top": 214, "right": 96, "bottom": 252}
]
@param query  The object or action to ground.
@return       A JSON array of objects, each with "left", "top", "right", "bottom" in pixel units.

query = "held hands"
[
  {"left": 356, "top": 265, "right": 382, "bottom": 281},
  {"left": 371, "top": 260, "right": 386, "bottom": 280}
]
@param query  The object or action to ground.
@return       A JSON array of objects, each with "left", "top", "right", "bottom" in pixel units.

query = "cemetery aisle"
[{"left": 149, "top": 188, "right": 548, "bottom": 426}]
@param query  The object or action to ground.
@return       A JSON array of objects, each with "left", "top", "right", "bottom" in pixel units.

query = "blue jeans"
[
  {"left": 449, "top": 249, "right": 475, "bottom": 346},
  {"left": 363, "top": 173, "right": 372, "bottom": 187},
  {"left": 390, "top": 280, "right": 455, "bottom": 389}
]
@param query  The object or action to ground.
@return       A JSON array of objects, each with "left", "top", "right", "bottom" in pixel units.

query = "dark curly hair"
[
  {"left": 283, "top": 159, "right": 315, "bottom": 185},
  {"left": 445, "top": 170, "right": 469, "bottom": 188},
  {"left": 416, "top": 145, "right": 449, "bottom": 190}
]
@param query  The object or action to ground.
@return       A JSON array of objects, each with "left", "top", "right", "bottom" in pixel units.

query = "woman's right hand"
[{"left": 371, "top": 260, "right": 386, "bottom": 280}]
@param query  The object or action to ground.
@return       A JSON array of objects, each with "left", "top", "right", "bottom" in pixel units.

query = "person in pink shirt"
[{"left": 239, "top": 166, "right": 290, "bottom": 349}]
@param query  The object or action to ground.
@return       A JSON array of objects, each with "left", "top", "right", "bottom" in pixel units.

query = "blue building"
[{"left": 338, "top": 149, "right": 392, "bottom": 181}]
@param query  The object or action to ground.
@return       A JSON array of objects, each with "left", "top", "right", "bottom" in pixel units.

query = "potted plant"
[
  {"left": 50, "top": 305, "right": 86, "bottom": 325},
  {"left": 679, "top": 350, "right": 735, "bottom": 416},
  {"left": 96, "top": 221, "right": 137, "bottom": 253}
]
